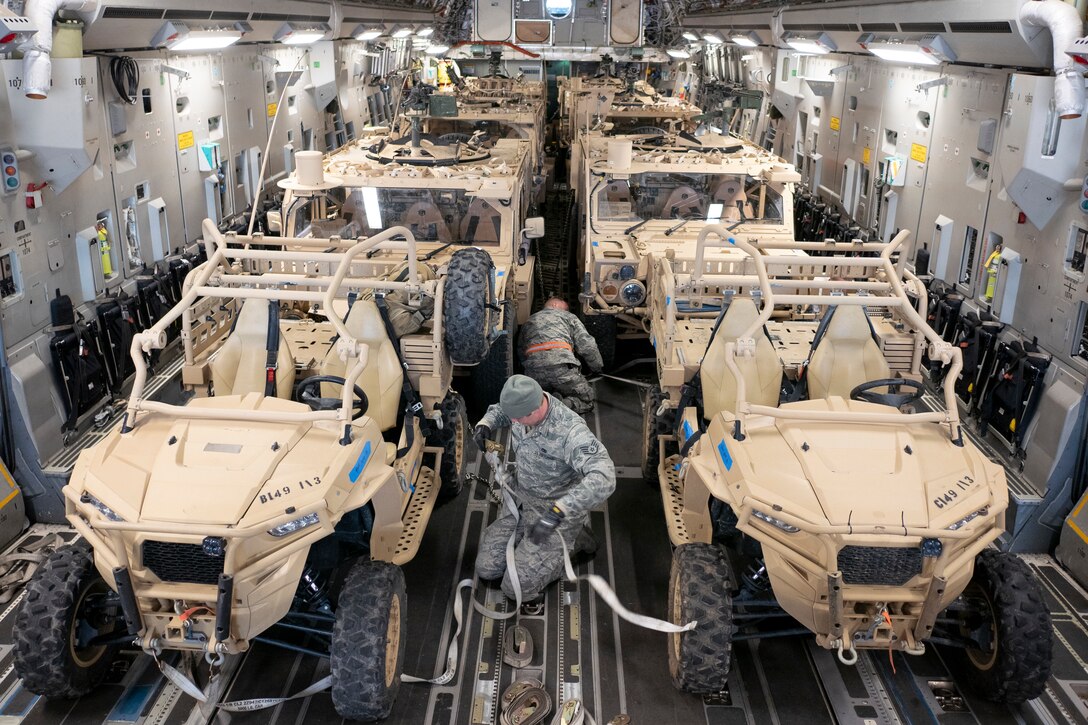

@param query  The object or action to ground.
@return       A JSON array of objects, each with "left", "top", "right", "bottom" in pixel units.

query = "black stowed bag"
[
  {"left": 48, "top": 290, "right": 109, "bottom": 432},
  {"left": 977, "top": 338, "right": 1050, "bottom": 450},
  {"left": 95, "top": 293, "right": 140, "bottom": 394}
]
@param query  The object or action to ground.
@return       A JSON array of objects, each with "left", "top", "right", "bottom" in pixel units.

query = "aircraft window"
[
  {"left": 1066, "top": 224, "right": 1087, "bottom": 277},
  {"left": 595, "top": 173, "right": 783, "bottom": 226},
  {"left": 545, "top": 0, "right": 574, "bottom": 20}
]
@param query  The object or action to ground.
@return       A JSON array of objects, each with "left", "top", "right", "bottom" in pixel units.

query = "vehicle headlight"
[
  {"left": 268, "top": 512, "right": 320, "bottom": 538},
  {"left": 80, "top": 492, "right": 124, "bottom": 522},
  {"left": 619, "top": 279, "right": 646, "bottom": 307},
  {"left": 947, "top": 507, "right": 989, "bottom": 531},
  {"left": 752, "top": 509, "right": 800, "bottom": 533}
]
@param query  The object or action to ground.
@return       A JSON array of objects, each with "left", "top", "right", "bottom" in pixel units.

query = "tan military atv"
[
  {"left": 280, "top": 87, "right": 543, "bottom": 407},
  {"left": 12, "top": 221, "right": 468, "bottom": 721},
  {"left": 649, "top": 227, "right": 1052, "bottom": 703}
]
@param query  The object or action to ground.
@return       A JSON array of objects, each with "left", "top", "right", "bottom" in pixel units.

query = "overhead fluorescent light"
[
  {"left": 857, "top": 33, "right": 956, "bottom": 66},
  {"left": 681, "top": 31, "right": 700, "bottom": 42},
  {"left": 425, "top": 43, "right": 450, "bottom": 55},
  {"left": 362, "top": 187, "right": 382, "bottom": 230},
  {"left": 702, "top": 32, "right": 724, "bottom": 44},
  {"left": 352, "top": 25, "right": 384, "bottom": 41},
  {"left": 391, "top": 25, "right": 415, "bottom": 39},
  {"left": 783, "top": 31, "right": 836, "bottom": 55},
  {"left": 731, "top": 31, "right": 761, "bottom": 48},
  {"left": 667, "top": 48, "right": 692, "bottom": 59},
  {"left": 274, "top": 22, "right": 330, "bottom": 45},
  {"left": 416, "top": 27, "right": 434, "bottom": 37},
  {"left": 151, "top": 21, "right": 243, "bottom": 51}
]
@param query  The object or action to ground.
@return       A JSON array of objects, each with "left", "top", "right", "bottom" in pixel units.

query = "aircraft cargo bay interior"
[{"left": 0, "top": 0, "right": 1086, "bottom": 723}]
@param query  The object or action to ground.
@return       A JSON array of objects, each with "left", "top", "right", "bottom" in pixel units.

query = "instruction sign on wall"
[
  {"left": 829, "top": 116, "right": 841, "bottom": 131},
  {"left": 176, "top": 131, "right": 194, "bottom": 151},
  {"left": 910, "top": 143, "right": 928, "bottom": 164}
]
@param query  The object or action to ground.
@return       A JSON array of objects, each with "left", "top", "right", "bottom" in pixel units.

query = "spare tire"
[{"left": 443, "top": 247, "right": 495, "bottom": 365}]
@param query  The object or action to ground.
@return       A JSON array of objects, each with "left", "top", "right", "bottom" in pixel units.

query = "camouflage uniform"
[
  {"left": 475, "top": 394, "right": 616, "bottom": 600},
  {"left": 517, "top": 308, "right": 604, "bottom": 414}
]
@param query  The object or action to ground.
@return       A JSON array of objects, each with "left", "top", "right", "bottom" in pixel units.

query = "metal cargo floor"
[{"left": 0, "top": 377, "right": 1085, "bottom": 724}]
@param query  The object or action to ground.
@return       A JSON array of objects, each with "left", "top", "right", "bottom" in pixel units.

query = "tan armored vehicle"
[
  {"left": 12, "top": 221, "right": 469, "bottom": 721},
  {"left": 574, "top": 129, "right": 798, "bottom": 365},
  {"left": 281, "top": 96, "right": 543, "bottom": 404},
  {"left": 648, "top": 227, "right": 1052, "bottom": 702}
]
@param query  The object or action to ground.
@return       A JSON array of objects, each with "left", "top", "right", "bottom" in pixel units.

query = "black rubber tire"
[
  {"left": 667, "top": 543, "right": 734, "bottom": 694},
  {"left": 469, "top": 300, "right": 515, "bottom": 410},
  {"left": 331, "top": 559, "right": 408, "bottom": 721},
  {"left": 581, "top": 313, "right": 617, "bottom": 372},
  {"left": 427, "top": 391, "right": 469, "bottom": 504},
  {"left": 443, "top": 247, "right": 495, "bottom": 365},
  {"left": 642, "top": 385, "right": 675, "bottom": 482},
  {"left": 959, "top": 549, "right": 1052, "bottom": 703},
  {"left": 13, "top": 541, "right": 121, "bottom": 698}
]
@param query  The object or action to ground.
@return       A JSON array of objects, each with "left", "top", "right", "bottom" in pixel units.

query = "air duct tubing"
[{"left": 1020, "top": 0, "right": 1086, "bottom": 119}]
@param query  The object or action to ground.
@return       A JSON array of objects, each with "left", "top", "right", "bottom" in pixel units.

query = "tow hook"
[{"left": 856, "top": 602, "right": 889, "bottom": 643}]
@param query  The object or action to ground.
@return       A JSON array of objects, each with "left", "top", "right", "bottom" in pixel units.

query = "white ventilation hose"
[
  {"left": 1020, "top": 0, "right": 1087, "bottom": 119},
  {"left": 19, "top": 0, "right": 96, "bottom": 99}
]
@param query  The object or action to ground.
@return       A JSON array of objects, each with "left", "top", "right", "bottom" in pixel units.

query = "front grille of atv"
[
  {"left": 143, "top": 541, "right": 224, "bottom": 585},
  {"left": 838, "top": 545, "right": 921, "bottom": 586}
]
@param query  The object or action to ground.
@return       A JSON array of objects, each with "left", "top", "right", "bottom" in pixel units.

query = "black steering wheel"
[
  {"left": 849, "top": 378, "right": 925, "bottom": 409},
  {"left": 295, "top": 376, "right": 369, "bottom": 420}
]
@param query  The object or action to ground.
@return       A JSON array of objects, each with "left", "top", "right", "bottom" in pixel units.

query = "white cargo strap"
[{"left": 156, "top": 657, "right": 332, "bottom": 712}]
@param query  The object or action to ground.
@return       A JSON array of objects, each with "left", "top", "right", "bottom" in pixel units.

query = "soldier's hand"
[
  {"left": 473, "top": 425, "right": 492, "bottom": 451},
  {"left": 528, "top": 505, "right": 565, "bottom": 545}
]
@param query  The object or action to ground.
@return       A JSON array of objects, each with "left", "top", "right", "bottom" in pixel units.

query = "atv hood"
[{"left": 77, "top": 396, "right": 330, "bottom": 526}]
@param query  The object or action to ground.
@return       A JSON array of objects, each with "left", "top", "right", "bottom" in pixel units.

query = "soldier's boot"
[{"left": 569, "top": 525, "right": 599, "bottom": 567}]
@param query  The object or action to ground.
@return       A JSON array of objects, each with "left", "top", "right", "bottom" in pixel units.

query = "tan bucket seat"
[
  {"left": 806, "top": 305, "right": 890, "bottom": 400},
  {"left": 701, "top": 297, "right": 783, "bottom": 419},
  {"left": 319, "top": 299, "right": 403, "bottom": 431},
  {"left": 210, "top": 299, "right": 296, "bottom": 398}
]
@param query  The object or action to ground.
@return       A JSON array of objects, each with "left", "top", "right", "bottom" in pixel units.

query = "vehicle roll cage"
[
  {"left": 122, "top": 219, "right": 436, "bottom": 440},
  {"left": 661, "top": 225, "right": 964, "bottom": 442}
]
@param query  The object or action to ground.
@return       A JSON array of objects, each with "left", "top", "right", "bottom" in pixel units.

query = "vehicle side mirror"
[{"left": 523, "top": 217, "right": 545, "bottom": 239}]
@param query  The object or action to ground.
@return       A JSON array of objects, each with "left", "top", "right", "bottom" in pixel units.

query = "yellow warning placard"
[
  {"left": 862, "top": 147, "right": 871, "bottom": 165},
  {"left": 267, "top": 102, "right": 278, "bottom": 118},
  {"left": 829, "top": 116, "right": 841, "bottom": 131},
  {"left": 177, "top": 131, "right": 194, "bottom": 151},
  {"left": 910, "top": 143, "right": 928, "bottom": 164}
]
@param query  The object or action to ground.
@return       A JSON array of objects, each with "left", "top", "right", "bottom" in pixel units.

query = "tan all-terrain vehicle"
[
  {"left": 646, "top": 227, "right": 1052, "bottom": 703},
  {"left": 12, "top": 221, "right": 470, "bottom": 721},
  {"left": 280, "top": 90, "right": 543, "bottom": 406},
  {"left": 573, "top": 128, "right": 798, "bottom": 367}
]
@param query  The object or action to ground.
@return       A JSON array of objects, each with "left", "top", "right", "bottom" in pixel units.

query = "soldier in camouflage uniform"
[
  {"left": 518, "top": 298, "right": 603, "bottom": 415},
  {"left": 473, "top": 375, "right": 616, "bottom": 602}
]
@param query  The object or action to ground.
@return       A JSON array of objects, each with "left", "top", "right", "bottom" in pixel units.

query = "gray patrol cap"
[{"left": 500, "top": 375, "right": 544, "bottom": 418}]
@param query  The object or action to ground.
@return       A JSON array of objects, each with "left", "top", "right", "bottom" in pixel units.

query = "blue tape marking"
[
  {"left": 109, "top": 684, "right": 156, "bottom": 722},
  {"left": 348, "top": 441, "right": 372, "bottom": 484},
  {"left": 682, "top": 419, "right": 694, "bottom": 442},
  {"left": 717, "top": 440, "right": 733, "bottom": 471},
  {"left": 728, "top": 237, "right": 736, "bottom": 245},
  {"left": 497, "top": 270, "right": 505, "bottom": 276},
  {"left": 592, "top": 241, "right": 599, "bottom": 246},
  {"left": 666, "top": 295, "right": 671, "bottom": 306}
]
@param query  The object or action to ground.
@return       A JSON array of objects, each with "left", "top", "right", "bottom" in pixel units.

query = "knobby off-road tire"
[
  {"left": 331, "top": 559, "right": 408, "bottom": 721},
  {"left": 581, "top": 313, "right": 617, "bottom": 372},
  {"left": 961, "top": 549, "right": 1052, "bottom": 703},
  {"left": 443, "top": 247, "right": 495, "bottom": 365},
  {"left": 428, "top": 391, "right": 469, "bottom": 503},
  {"left": 13, "top": 541, "right": 121, "bottom": 697},
  {"left": 642, "top": 385, "right": 675, "bottom": 483},
  {"left": 668, "top": 543, "right": 734, "bottom": 694},
  {"left": 469, "top": 299, "right": 515, "bottom": 410}
]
